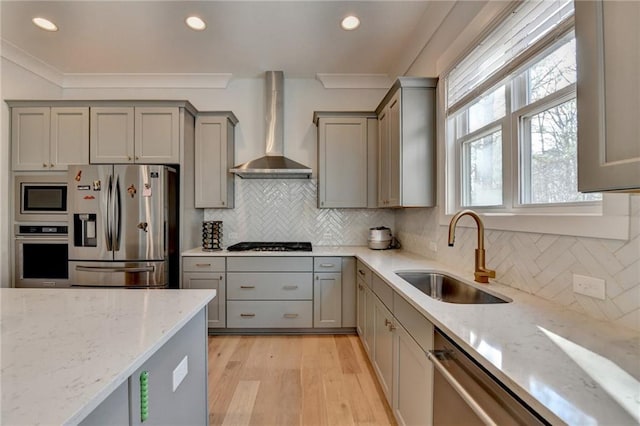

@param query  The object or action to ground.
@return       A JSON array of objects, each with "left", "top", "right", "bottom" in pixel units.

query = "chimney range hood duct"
[{"left": 230, "top": 71, "right": 312, "bottom": 179}]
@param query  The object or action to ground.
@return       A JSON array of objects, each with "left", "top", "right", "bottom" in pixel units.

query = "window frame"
[{"left": 441, "top": 5, "right": 630, "bottom": 240}]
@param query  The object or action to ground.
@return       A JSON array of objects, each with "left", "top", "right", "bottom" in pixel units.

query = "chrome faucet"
[{"left": 448, "top": 209, "right": 496, "bottom": 284}]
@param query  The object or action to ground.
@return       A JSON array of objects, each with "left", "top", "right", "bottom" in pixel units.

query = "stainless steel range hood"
[{"left": 230, "top": 71, "right": 312, "bottom": 179}]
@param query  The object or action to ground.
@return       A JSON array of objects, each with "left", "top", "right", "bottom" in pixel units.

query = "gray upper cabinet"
[
  {"left": 576, "top": 1, "right": 640, "bottom": 192},
  {"left": 376, "top": 77, "right": 437, "bottom": 207},
  {"left": 90, "top": 106, "right": 180, "bottom": 164},
  {"left": 11, "top": 106, "right": 89, "bottom": 170},
  {"left": 194, "top": 112, "right": 237, "bottom": 208},
  {"left": 314, "top": 112, "right": 378, "bottom": 208}
]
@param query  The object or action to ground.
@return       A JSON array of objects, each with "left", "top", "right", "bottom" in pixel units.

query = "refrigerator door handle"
[
  {"left": 113, "top": 174, "right": 122, "bottom": 251},
  {"left": 75, "top": 265, "right": 155, "bottom": 273},
  {"left": 105, "top": 174, "right": 113, "bottom": 251}
]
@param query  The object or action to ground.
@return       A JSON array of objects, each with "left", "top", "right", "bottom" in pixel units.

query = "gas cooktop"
[{"left": 226, "top": 242, "right": 312, "bottom": 252}]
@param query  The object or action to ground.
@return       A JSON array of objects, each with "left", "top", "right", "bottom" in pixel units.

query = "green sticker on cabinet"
[{"left": 140, "top": 371, "right": 149, "bottom": 422}]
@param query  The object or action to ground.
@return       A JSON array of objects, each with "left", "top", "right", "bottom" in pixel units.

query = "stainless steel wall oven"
[{"left": 15, "top": 224, "right": 69, "bottom": 288}]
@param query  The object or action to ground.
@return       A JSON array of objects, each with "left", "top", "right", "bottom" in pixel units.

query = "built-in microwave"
[{"left": 15, "top": 175, "right": 68, "bottom": 222}]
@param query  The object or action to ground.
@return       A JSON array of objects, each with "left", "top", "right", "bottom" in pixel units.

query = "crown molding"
[
  {"left": 316, "top": 73, "right": 392, "bottom": 89},
  {"left": 1, "top": 39, "right": 232, "bottom": 89},
  {"left": 1, "top": 39, "right": 64, "bottom": 87}
]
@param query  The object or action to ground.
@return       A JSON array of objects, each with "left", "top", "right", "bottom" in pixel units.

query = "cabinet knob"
[
  {"left": 128, "top": 156, "right": 132, "bottom": 161},
  {"left": 219, "top": 276, "right": 223, "bottom": 280},
  {"left": 388, "top": 323, "right": 396, "bottom": 331},
  {"left": 358, "top": 269, "right": 365, "bottom": 276},
  {"left": 50, "top": 163, "right": 54, "bottom": 168},
  {"left": 43, "top": 163, "right": 47, "bottom": 168},
  {"left": 358, "top": 283, "right": 364, "bottom": 290},
  {"left": 222, "top": 201, "right": 225, "bottom": 206},
  {"left": 135, "top": 156, "right": 139, "bottom": 161}
]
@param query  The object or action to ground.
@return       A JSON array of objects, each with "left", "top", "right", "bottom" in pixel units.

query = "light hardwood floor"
[{"left": 208, "top": 334, "right": 397, "bottom": 426}]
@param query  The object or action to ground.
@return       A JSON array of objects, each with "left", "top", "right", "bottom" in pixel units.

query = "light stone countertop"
[
  {"left": 1, "top": 288, "right": 216, "bottom": 426},
  {"left": 184, "top": 245, "right": 640, "bottom": 425}
]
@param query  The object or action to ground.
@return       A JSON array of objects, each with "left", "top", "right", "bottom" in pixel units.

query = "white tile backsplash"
[
  {"left": 396, "top": 195, "right": 640, "bottom": 332},
  {"left": 204, "top": 178, "right": 394, "bottom": 246}
]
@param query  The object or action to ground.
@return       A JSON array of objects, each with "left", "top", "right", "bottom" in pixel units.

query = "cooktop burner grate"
[{"left": 226, "top": 242, "right": 312, "bottom": 252}]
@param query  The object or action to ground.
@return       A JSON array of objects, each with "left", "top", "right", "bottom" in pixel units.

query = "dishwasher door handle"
[{"left": 427, "top": 350, "right": 499, "bottom": 426}]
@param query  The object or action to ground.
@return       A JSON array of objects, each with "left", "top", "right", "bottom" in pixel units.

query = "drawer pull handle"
[
  {"left": 358, "top": 269, "right": 366, "bottom": 276},
  {"left": 240, "top": 285, "right": 255, "bottom": 289},
  {"left": 320, "top": 263, "right": 334, "bottom": 268},
  {"left": 384, "top": 318, "right": 392, "bottom": 327},
  {"left": 282, "top": 285, "right": 298, "bottom": 290},
  {"left": 240, "top": 313, "right": 256, "bottom": 317},
  {"left": 283, "top": 313, "right": 299, "bottom": 319},
  {"left": 195, "top": 263, "right": 211, "bottom": 267}
]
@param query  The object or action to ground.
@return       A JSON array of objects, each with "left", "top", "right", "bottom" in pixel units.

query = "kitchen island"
[
  {"left": 1, "top": 288, "right": 215, "bottom": 425},
  {"left": 184, "top": 246, "right": 640, "bottom": 425}
]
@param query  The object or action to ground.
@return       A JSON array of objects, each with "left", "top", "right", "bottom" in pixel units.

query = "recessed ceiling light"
[
  {"left": 341, "top": 15, "right": 360, "bottom": 31},
  {"left": 185, "top": 16, "right": 206, "bottom": 31},
  {"left": 32, "top": 17, "right": 58, "bottom": 32}
]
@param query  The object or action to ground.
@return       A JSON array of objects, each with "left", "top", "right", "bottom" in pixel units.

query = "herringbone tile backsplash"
[
  {"left": 396, "top": 195, "right": 640, "bottom": 332},
  {"left": 204, "top": 179, "right": 394, "bottom": 246}
]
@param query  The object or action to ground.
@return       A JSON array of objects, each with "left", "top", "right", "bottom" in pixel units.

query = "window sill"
[{"left": 440, "top": 194, "right": 630, "bottom": 241}]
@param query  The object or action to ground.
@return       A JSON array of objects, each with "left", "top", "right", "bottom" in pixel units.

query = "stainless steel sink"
[{"left": 395, "top": 271, "right": 511, "bottom": 304}]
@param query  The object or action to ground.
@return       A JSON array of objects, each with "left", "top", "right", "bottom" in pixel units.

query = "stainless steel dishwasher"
[{"left": 428, "top": 329, "right": 548, "bottom": 425}]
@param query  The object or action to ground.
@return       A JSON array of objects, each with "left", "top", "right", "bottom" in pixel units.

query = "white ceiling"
[{"left": 0, "top": 1, "right": 439, "bottom": 79}]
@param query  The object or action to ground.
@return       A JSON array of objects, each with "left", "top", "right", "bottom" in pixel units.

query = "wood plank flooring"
[{"left": 208, "top": 335, "right": 397, "bottom": 426}]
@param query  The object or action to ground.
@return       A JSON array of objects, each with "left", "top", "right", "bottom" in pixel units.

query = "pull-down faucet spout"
[{"left": 448, "top": 209, "right": 496, "bottom": 284}]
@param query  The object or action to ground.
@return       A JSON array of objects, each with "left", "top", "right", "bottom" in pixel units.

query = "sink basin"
[{"left": 395, "top": 271, "right": 511, "bottom": 304}]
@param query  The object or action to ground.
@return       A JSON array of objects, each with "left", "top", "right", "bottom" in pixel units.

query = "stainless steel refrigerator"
[{"left": 67, "top": 165, "right": 178, "bottom": 288}]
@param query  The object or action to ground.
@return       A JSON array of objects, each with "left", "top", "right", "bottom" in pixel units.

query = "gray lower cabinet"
[
  {"left": 372, "top": 294, "right": 395, "bottom": 404},
  {"left": 576, "top": 0, "right": 640, "bottom": 192},
  {"left": 357, "top": 270, "right": 434, "bottom": 425},
  {"left": 227, "top": 257, "right": 313, "bottom": 329},
  {"left": 81, "top": 309, "right": 208, "bottom": 426},
  {"left": 313, "top": 257, "right": 343, "bottom": 328},
  {"left": 182, "top": 257, "right": 226, "bottom": 328}
]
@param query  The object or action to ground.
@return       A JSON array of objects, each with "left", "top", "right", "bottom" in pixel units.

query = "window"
[{"left": 446, "top": 0, "right": 601, "bottom": 215}]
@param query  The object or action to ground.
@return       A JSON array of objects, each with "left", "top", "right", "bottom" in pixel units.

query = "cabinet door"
[
  {"left": 318, "top": 117, "right": 368, "bottom": 208},
  {"left": 135, "top": 107, "right": 180, "bottom": 164},
  {"left": 50, "top": 107, "right": 89, "bottom": 170},
  {"left": 372, "top": 295, "right": 394, "bottom": 403},
  {"left": 195, "top": 115, "right": 233, "bottom": 208},
  {"left": 364, "top": 285, "right": 375, "bottom": 355},
  {"left": 313, "top": 272, "right": 342, "bottom": 328},
  {"left": 129, "top": 309, "right": 208, "bottom": 426},
  {"left": 387, "top": 92, "right": 402, "bottom": 207},
  {"left": 393, "top": 322, "right": 433, "bottom": 426},
  {"left": 11, "top": 107, "right": 50, "bottom": 171},
  {"left": 183, "top": 272, "right": 226, "bottom": 328},
  {"left": 378, "top": 107, "right": 390, "bottom": 207},
  {"left": 576, "top": 1, "right": 640, "bottom": 191},
  {"left": 356, "top": 279, "right": 367, "bottom": 344},
  {"left": 90, "top": 107, "right": 135, "bottom": 163}
]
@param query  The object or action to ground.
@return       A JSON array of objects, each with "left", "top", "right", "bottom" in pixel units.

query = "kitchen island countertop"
[
  {"left": 184, "top": 245, "right": 640, "bottom": 425},
  {"left": 0, "top": 288, "right": 215, "bottom": 425}
]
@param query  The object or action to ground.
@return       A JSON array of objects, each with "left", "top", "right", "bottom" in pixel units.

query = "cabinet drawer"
[
  {"left": 183, "top": 257, "right": 225, "bottom": 272},
  {"left": 393, "top": 293, "right": 433, "bottom": 352},
  {"left": 314, "top": 257, "right": 342, "bottom": 272},
  {"left": 356, "top": 260, "right": 372, "bottom": 287},
  {"left": 227, "top": 301, "right": 313, "bottom": 328},
  {"left": 372, "top": 273, "right": 394, "bottom": 309},
  {"left": 227, "top": 273, "right": 312, "bottom": 300},
  {"left": 227, "top": 257, "right": 312, "bottom": 272}
]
